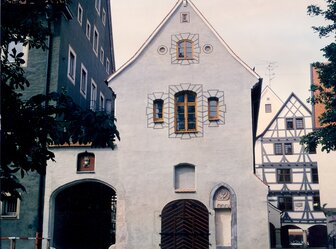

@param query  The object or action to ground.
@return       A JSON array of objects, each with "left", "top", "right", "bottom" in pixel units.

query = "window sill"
[
  {"left": 154, "top": 120, "right": 164, "bottom": 124},
  {"left": 76, "top": 171, "right": 95, "bottom": 174},
  {"left": 175, "top": 130, "right": 198, "bottom": 134},
  {"left": 175, "top": 189, "right": 196, "bottom": 193}
]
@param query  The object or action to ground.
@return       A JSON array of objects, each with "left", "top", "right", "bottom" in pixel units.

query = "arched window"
[
  {"left": 153, "top": 99, "right": 164, "bottom": 123},
  {"left": 208, "top": 97, "right": 219, "bottom": 121},
  {"left": 177, "top": 40, "right": 193, "bottom": 59},
  {"left": 175, "top": 91, "right": 197, "bottom": 132}
]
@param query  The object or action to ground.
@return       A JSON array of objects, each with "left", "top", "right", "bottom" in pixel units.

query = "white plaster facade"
[{"left": 43, "top": 1, "right": 269, "bottom": 248}]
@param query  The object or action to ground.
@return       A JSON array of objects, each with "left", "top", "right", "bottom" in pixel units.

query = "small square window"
[
  {"left": 284, "top": 143, "right": 293, "bottom": 155},
  {"left": 311, "top": 168, "right": 319, "bottom": 183},
  {"left": 180, "top": 12, "right": 190, "bottom": 23},
  {"left": 77, "top": 152, "right": 95, "bottom": 172},
  {"left": 274, "top": 143, "right": 283, "bottom": 155},
  {"left": 296, "top": 118, "right": 304, "bottom": 129},
  {"left": 286, "top": 118, "right": 294, "bottom": 130},
  {"left": 77, "top": 3, "right": 83, "bottom": 25},
  {"left": 177, "top": 40, "right": 193, "bottom": 60},
  {"left": 265, "top": 104, "right": 272, "bottom": 113},
  {"left": 86, "top": 20, "right": 91, "bottom": 40},
  {"left": 1, "top": 194, "right": 19, "bottom": 218},
  {"left": 277, "top": 169, "right": 292, "bottom": 183},
  {"left": 278, "top": 196, "right": 293, "bottom": 211}
]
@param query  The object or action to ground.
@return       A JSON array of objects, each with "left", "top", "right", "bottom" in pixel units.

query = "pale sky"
[{"left": 111, "top": 0, "right": 330, "bottom": 102}]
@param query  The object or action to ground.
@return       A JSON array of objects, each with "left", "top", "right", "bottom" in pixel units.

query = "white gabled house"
[{"left": 43, "top": 1, "right": 270, "bottom": 248}]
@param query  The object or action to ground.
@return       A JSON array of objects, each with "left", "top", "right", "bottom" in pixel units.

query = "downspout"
[{"left": 37, "top": 4, "right": 53, "bottom": 249}]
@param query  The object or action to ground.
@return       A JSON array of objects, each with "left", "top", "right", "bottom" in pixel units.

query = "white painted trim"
[
  {"left": 93, "top": 26, "right": 99, "bottom": 56},
  {"left": 67, "top": 45, "right": 76, "bottom": 85},
  {"left": 77, "top": 3, "right": 83, "bottom": 26},
  {"left": 86, "top": 20, "right": 91, "bottom": 40},
  {"left": 80, "top": 63, "right": 88, "bottom": 98}
]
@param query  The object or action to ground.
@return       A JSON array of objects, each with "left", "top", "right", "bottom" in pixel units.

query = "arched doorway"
[
  {"left": 53, "top": 181, "right": 116, "bottom": 249},
  {"left": 281, "top": 225, "right": 303, "bottom": 248},
  {"left": 308, "top": 225, "right": 327, "bottom": 247},
  {"left": 161, "top": 199, "right": 209, "bottom": 249}
]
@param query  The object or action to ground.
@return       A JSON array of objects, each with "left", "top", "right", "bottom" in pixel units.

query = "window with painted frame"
[
  {"left": 100, "top": 47, "right": 104, "bottom": 64},
  {"left": 274, "top": 143, "right": 283, "bottom": 155},
  {"left": 86, "top": 20, "right": 91, "bottom": 40},
  {"left": 277, "top": 168, "right": 292, "bottom": 183},
  {"left": 153, "top": 99, "right": 164, "bottom": 123},
  {"left": 208, "top": 97, "right": 219, "bottom": 121},
  {"left": 90, "top": 79, "right": 97, "bottom": 111},
  {"left": 106, "top": 58, "right": 110, "bottom": 74},
  {"left": 175, "top": 91, "right": 197, "bottom": 133},
  {"left": 99, "top": 92, "right": 105, "bottom": 111},
  {"left": 80, "top": 63, "right": 88, "bottom": 97},
  {"left": 177, "top": 40, "right": 193, "bottom": 59},
  {"left": 278, "top": 196, "right": 293, "bottom": 211},
  {"left": 67, "top": 45, "right": 76, "bottom": 84},
  {"left": 77, "top": 3, "right": 83, "bottom": 25},
  {"left": 311, "top": 168, "right": 319, "bottom": 183},
  {"left": 286, "top": 118, "right": 294, "bottom": 130},
  {"left": 295, "top": 117, "right": 304, "bottom": 129},
  {"left": 284, "top": 143, "right": 293, "bottom": 155},
  {"left": 102, "top": 8, "right": 106, "bottom": 26},
  {"left": 95, "top": 0, "right": 101, "bottom": 15},
  {"left": 93, "top": 26, "right": 99, "bottom": 56},
  {"left": 1, "top": 194, "right": 19, "bottom": 218}
]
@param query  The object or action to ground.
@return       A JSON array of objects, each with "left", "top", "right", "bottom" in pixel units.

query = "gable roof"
[
  {"left": 107, "top": 0, "right": 260, "bottom": 82},
  {"left": 257, "top": 92, "right": 312, "bottom": 139},
  {"left": 261, "top": 85, "right": 283, "bottom": 104}
]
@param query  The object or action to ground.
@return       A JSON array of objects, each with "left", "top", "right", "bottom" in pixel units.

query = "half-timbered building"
[{"left": 255, "top": 91, "right": 327, "bottom": 248}]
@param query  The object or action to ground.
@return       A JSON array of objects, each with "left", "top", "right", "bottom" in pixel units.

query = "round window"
[
  {"left": 158, "top": 45, "right": 168, "bottom": 55},
  {"left": 203, "top": 44, "right": 213, "bottom": 54}
]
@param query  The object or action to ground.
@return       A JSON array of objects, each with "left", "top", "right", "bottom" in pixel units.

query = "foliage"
[
  {"left": 301, "top": 0, "right": 336, "bottom": 152},
  {"left": 1, "top": 1, "right": 119, "bottom": 199}
]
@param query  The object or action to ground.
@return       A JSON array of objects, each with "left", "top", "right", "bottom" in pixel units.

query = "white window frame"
[
  {"left": 67, "top": 45, "right": 76, "bottom": 84},
  {"left": 77, "top": 3, "right": 83, "bottom": 25},
  {"left": 86, "top": 20, "right": 91, "bottom": 40},
  {"left": 7, "top": 41, "right": 29, "bottom": 67},
  {"left": 80, "top": 63, "right": 88, "bottom": 98},
  {"left": 102, "top": 8, "right": 106, "bottom": 26},
  {"left": 90, "top": 79, "right": 97, "bottom": 111},
  {"left": 106, "top": 58, "right": 110, "bottom": 74},
  {"left": 99, "top": 92, "right": 105, "bottom": 111},
  {"left": 100, "top": 47, "right": 104, "bottom": 64},
  {"left": 95, "top": 0, "right": 101, "bottom": 15},
  {"left": 93, "top": 26, "right": 99, "bottom": 56},
  {"left": 1, "top": 195, "right": 20, "bottom": 219}
]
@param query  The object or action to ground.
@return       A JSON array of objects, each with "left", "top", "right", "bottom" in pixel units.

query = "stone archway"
[{"left": 52, "top": 181, "right": 116, "bottom": 249}]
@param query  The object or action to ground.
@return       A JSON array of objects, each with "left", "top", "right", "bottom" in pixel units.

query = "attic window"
[
  {"left": 180, "top": 12, "right": 189, "bottom": 23},
  {"left": 177, "top": 40, "right": 193, "bottom": 59}
]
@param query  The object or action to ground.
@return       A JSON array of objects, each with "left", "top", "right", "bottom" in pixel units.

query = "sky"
[{"left": 110, "top": 0, "right": 330, "bottom": 102}]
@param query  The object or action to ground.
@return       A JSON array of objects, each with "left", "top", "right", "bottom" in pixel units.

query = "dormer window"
[{"left": 177, "top": 40, "right": 193, "bottom": 59}]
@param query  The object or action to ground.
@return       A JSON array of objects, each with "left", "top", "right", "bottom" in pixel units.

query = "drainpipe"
[{"left": 37, "top": 4, "right": 53, "bottom": 249}]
